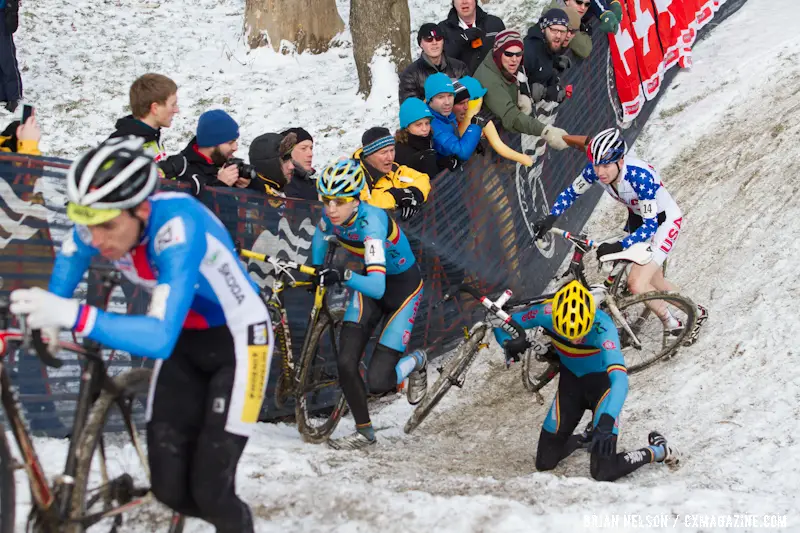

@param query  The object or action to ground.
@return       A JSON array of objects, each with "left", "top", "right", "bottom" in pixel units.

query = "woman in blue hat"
[{"left": 394, "top": 97, "right": 455, "bottom": 180}]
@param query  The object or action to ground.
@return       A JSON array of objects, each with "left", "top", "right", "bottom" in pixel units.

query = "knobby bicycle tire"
[
  {"left": 404, "top": 325, "right": 488, "bottom": 434},
  {"left": 616, "top": 291, "right": 697, "bottom": 373},
  {"left": 521, "top": 350, "right": 559, "bottom": 394},
  {"left": 295, "top": 309, "right": 346, "bottom": 443},
  {"left": 0, "top": 423, "right": 14, "bottom": 533},
  {"left": 68, "top": 368, "right": 183, "bottom": 533}
]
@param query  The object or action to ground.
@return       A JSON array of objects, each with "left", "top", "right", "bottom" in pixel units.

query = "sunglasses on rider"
[
  {"left": 320, "top": 195, "right": 356, "bottom": 206},
  {"left": 503, "top": 50, "right": 524, "bottom": 58},
  {"left": 422, "top": 35, "right": 444, "bottom": 43}
]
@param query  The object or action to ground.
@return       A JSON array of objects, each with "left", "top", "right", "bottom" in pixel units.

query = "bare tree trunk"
[
  {"left": 350, "top": 0, "right": 411, "bottom": 97},
  {"left": 245, "top": 0, "right": 344, "bottom": 53}
]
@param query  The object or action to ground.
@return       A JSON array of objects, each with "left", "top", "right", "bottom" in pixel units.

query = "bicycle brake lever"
[{"left": 432, "top": 294, "right": 453, "bottom": 309}]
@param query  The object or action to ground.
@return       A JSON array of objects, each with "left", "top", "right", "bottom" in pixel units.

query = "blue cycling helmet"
[
  {"left": 317, "top": 159, "right": 366, "bottom": 198},
  {"left": 588, "top": 128, "right": 627, "bottom": 165}
]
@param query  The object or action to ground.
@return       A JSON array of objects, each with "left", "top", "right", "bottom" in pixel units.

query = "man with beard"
[
  {"left": 524, "top": 9, "right": 572, "bottom": 104},
  {"left": 159, "top": 109, "right": 243, "bottom": 196}
]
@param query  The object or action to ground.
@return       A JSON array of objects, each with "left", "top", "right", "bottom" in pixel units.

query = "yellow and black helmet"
[
  {"left": 551, "top": 280, "right": 596, "bottom": 340},
  {"left": 317, "top": 158, "right": 366, "bottom": 198}
]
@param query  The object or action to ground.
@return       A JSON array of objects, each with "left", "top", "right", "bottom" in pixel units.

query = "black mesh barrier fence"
[{"left": 0, "top": 0, "right": 747, "bottom": 434}]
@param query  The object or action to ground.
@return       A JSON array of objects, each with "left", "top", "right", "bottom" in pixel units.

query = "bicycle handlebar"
[
  {"left": 436, "top": 284, "right": 527, "bottom": 340},
  {"left": 240, "top": 236, "right": 341, "bottom": 277},
  {"left": 548, "top": 227, "right": 598, "bottom": 249},
  {"left": 31, "top": 329, "right": 63, "bottom": 369}
]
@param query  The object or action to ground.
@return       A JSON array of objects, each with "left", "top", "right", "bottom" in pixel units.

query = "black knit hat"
[
  {"left": 280, "top": 126, "right": 313, "bottom": 144},
  {"left": 361, "top": 126, "right": 395, "bottom": 156},
  {"left": 540, "top": 8, "right": 570, "bottom": 30},
  {"left": 417, "top": 23, "right": 443, "bottom": 45},
  {"left": 453, "top": 80, "right": 470, "bottom": 105}
]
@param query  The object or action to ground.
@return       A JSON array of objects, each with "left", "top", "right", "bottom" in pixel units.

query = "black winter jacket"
[
  {"left": 283, "top": 167, "right": 319, "bottom": 201},
  {"left": 394, "top": 133, "right": 441, "bottom": 180},
  {"left": 523, "top": 26, "right": 563, "bottom": 102},
  {"left": 398, "top": 53, "right": 469, "bottom": 103},
  {"left": 108, "top": 115, "right": 167, "bottom": 162},
  {"left": 159, "top": 138, "right": 224, "bottom": 196},
  {"left": 439, "top": 6, "right": 506, "bottom": 75}
]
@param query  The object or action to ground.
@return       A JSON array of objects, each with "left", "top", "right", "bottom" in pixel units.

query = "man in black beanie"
[
  {"left": 352, "top": 126, "right": 431, "bottom": 221},
  {"left": 523, "top": 8, "right": 573, "bottom": 104},
  {"left": 398, "top": 22, "right": 468, "bottom": 104},
  {"left": 280, "top": 127, "right": 318, "bottom": 200}
]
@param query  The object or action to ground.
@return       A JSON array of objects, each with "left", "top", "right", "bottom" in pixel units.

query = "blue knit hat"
[
  {"left": 424, "top": 73, "right": 455, "bottom": 103},
  {"left": 459, "top": 76, "right": 487, "bottom": 100},
  {"left": 196, "top": 109, "right": 239, "bottom": 147},
  {"left": 399, "top": 98, "right": 433, "bottom": 129}
]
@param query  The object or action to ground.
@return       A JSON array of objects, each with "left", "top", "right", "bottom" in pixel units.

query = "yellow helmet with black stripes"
[
  {"left": 317, "top": 159, "right": 366, "bottom": 198},
  {"left": 551, "top": 280, "right": 596, "bottom": 340}
]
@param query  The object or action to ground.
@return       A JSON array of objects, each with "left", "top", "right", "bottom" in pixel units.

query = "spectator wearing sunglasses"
[
  {"left": 439, "top": 0, "right": 506, "bottom": 75},
  {"left": 247, "top": 131, "right": 297, "bottom": 196},
  {"left": 543, "top": 0, "right": 593, "bottom": 58},
  {"left": 473, "top": 30, "right": 569, "bottom": 150},
  {"left": 399, "top": 23, "right": 468, "bottom": 104},
  {"left": 523, "top": 9, "right": 573, "bottom": 105}
]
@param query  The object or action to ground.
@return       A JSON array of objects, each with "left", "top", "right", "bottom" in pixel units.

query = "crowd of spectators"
[{"left": 3, "top": 0, "right": 624, "bottom": 223}]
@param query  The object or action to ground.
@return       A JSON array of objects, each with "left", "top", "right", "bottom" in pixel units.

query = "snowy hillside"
[
  {"left": 9, "top": 0, "right": 800, "bottom": 531},
  {"left": 15, "top": 0, "right": 546, "bottom": 163}
]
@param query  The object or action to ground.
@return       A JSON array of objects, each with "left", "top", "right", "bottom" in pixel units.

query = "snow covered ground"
[{"left": 8, "top": 0, "right": 800, "bottom": 531}]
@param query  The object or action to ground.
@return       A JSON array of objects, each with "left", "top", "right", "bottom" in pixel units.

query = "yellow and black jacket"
[
  {"left": 352, "top": 148, "right": 431, "bottom": 210},
  {"left": 0, "top": 121, "right": 41, "bottom": 155}
]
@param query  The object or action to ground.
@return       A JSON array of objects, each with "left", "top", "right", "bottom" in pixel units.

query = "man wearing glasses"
[
  {"left": 543, "top": 0, "right": 623, "bottom": 58},
  {"left": 399, "top": 23, "right": 468, "bottom": 104},
  {"left": 523, "top": 9, "right": 573, "bottom": 105}
]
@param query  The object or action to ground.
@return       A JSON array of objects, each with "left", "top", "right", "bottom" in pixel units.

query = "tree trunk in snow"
[
  {"left": 244, "top": 0, "right": 344, "bottom": 53},
  {"left": 350, "top": 0, "right": 412, "bottom": 97}
]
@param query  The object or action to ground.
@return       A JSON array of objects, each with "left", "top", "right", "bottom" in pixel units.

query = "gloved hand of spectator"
[
  {"left": 390, "top": 187, "right": 424, "bottom": 221},
  {"left": 314, "top": 267, "right": 346, "bottom": 287},
  {"left": 470, "top": 114, "right": 491, "bottom": 129},
  {"left": 463, "top": 26, "right": 485, "bottom": 48},
  {"left": 437, "top": 155, "right": 460, "bottom": 172},
  {"left": 596, "top": 241, "right": 624, "bottom": 262},
  {"left": 609, "top": 0, "right": 623, "bottom": 21},
  {"left": 545, "top": 84, "right": 567, "bottom": 103},
  {"left": 217, "top": 164, "right": 239, "bottom": 186},
  {"left": 518, "top": 93, "right": 533, "bottom": 115},
  {"left": 529, "top": 83, "right": 547, "bottom": 103},
  {"left": 541, "top": 125, "right": 570, "bottom": 150},
  {"left": 16, "top": 114, "right": 40, "bottom": 143},
  {"left": 553, "top": 55, "right": 572, "bottom": 73},
  {"left": 533, "top": 214, "right": 558, "bottom": 240},
  {"left": 599, "top": 10, "right": 620, "bottom": 34},
  {"left": 580, "top": 21, "right": 592, "bottom": 34},
  {"left": 589, "top": 414, "right": 618, "bottom": 457}
]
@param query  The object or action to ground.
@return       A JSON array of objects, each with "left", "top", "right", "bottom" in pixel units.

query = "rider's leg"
[
  {"left": 535, "top": 368, "right": 585, "bottom": 471},
  {"left": 335, "top": 292, "right": 382, "bottom": 443},
  {"left": 590, "top": 440, "right": 667, "bottom": 482},
  {"left": 627, "top": 261, "right": 680, "bottom": 327}
]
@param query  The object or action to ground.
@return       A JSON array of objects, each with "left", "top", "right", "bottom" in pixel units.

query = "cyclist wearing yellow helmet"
[
  {"left": 494, "top": 280, "right": 681, "bottom": 481},
  {"left": 311, "top": 159, "right": 427, "bottom": 450}
]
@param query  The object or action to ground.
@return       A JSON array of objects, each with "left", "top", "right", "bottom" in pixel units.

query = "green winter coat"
[
  {"left": 473, "top": 53, "right": 546, "bottom": 137},
  {"left": 543, "top": 0, "right": 592, "bottom": 59}
]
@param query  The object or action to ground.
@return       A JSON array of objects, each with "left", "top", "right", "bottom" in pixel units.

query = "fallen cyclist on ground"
[{"left": 493, "top": 280, "right": 681, "bottom": 481}]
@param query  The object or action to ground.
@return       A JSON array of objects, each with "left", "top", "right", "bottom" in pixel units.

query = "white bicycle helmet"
[
  {"left": 588, "top": 128, "right": 627, "bottom": 165},
  {"left": 66, "top": 136, "right": 159, "bottom": 225}
]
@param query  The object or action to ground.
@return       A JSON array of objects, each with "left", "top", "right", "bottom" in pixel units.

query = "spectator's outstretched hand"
[
  {"left": 17, "top": 114, "right": 41, "bottom": 143},
  {"left": 599, "top": 10, "right": 620, "bottom": 34},
  {"left": 541, "top": 125, "right": 570, "bottom": 150}
]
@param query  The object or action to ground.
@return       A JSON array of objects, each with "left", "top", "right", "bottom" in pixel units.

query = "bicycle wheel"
[
  {"left": 0, "top": 424, "right": 14, "bottom": 533},
  {"left": 521, "top": 344, "right": 560, "bottom": 394},
  {"left": 404, "top": 324, "right": 488, "bottom": 434},
  {"left": 612, "top": 291, "right": 697, "bottom": 373},
  {"left": 295, "top": 309, "right": 346, "bottom": 443},
  {"left": 69, "top": 368, "right": 181, "bottom": 532}
]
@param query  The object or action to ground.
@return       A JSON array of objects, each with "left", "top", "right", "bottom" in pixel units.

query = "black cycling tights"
[{"left": 147, "top": 327, "right": 254, "bottom": 533}]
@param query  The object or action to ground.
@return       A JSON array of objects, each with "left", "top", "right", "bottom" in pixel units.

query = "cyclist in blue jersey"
[
  {"left": 311, "top": 159, "right": 426, "bottom": 450},
  {"left": 9, "top": 136, "right": 270, "bottom": 533},
  {"left": 533, "top": 128, "right": 707, "bottom": 345},
  {"left": 495, "top": 281, "right": 680, "bottom": 481}
]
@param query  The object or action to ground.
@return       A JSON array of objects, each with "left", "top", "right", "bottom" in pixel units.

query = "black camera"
[{"left": 226, "top": 158, "right": 258, "bottom": 181}]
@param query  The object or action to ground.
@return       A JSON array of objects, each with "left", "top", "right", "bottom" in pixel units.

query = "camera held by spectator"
[{"left": 225, "top": 157, "right": 259, "bottom": 182}]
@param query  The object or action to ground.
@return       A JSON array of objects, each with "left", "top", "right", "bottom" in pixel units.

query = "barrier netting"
[{"left": 0, "top": 0, "right": 747, "bottom": 435}]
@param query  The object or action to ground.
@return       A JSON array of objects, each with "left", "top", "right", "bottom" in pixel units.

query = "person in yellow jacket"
[
  {"left": 352, "top": 127, "right": 431, "bottom": 221},
  {"left": 0, "top": 113, "right": 41, "bottom": 155}
]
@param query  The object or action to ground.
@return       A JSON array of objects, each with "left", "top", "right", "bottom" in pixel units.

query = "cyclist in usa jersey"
[
  {"left": 10, "top": 137, "right": 269, "bottom": 533},
  {"left": 311, "top": 159, "right": 426, "bottom": 451},
  {"left": 533, "top": 128, "right": 707, "bottom": 344}
]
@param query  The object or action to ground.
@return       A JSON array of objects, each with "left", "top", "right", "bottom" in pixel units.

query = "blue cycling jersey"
[
  {"left": 49, "top": 192, "right": 268, "bottom": 360},
  {"left": 494, "top": 302, "right": 629, "bottom": 426},
  {"left": 311, "top": 203, "right": 416, "bottom": 300}
]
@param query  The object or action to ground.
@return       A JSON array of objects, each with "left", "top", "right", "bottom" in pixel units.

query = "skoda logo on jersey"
[{"left": 218, "top": 262, "right": 245, "bottom": 305}]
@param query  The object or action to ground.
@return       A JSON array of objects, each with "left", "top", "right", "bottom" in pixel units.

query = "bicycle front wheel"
[
  {"left": 0, "top": 423, "right": 14, "bottom": 533},
  {"left": 295, "top": 309, "right": 346, "bottom": 443},
  {"left": 404, "top": 324, "right": 488, "bottom": 434},
  {"left": 68, "top": 368, "right": 181, "bottom": 532},
  {"left": 613, "top": 291, "right": 697, "bottom": 373}
]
